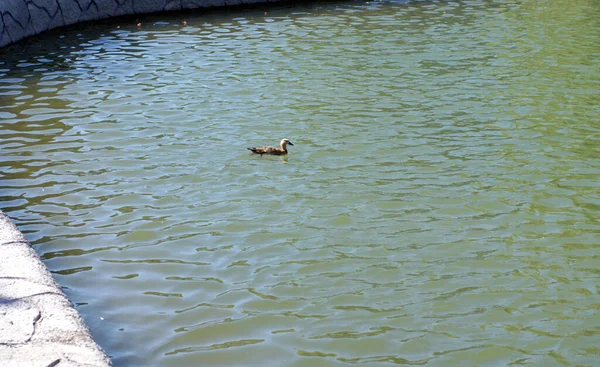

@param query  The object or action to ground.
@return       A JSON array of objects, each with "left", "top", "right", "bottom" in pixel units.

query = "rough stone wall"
[{"left": 0, "top": 0, "right": 283, "bottom": 47}]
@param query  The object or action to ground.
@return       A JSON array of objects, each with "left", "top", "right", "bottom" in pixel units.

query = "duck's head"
[{"left": 281, "top": 138, "right": 294, "bottom": 147}]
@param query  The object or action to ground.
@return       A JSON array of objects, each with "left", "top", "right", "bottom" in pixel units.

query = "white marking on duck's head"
[{"left": 281, "top": 138, "right": 294, "bottom": 147}]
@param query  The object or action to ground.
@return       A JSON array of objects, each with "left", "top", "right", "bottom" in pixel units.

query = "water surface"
[{"left": 1, "top": 0, "right": 599, "bottom": 366}]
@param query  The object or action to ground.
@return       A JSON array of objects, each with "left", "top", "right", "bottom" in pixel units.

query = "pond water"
[{"left": 1, "top": 0, "right": 599, "bottom": 366}]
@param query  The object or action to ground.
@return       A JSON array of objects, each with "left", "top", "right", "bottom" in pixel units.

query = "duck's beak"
[{"left": 288, "top": 141, "right": 294, "bottom": 146}]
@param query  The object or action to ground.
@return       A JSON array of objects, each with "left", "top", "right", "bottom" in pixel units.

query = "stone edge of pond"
[
  {"left": 0, "top": 0, "right": 289, "bottom": 48},
  {"left": 0, "top": 212, "right": 112, "bottom": 367}
]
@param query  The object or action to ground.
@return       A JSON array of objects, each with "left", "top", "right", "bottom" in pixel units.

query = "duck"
[{"left": 247, "top": 138, "right": 294, "bottom": 156}]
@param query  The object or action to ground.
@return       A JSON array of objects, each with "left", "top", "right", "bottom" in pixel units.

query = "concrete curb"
[
  {"left": 0, "top": 212, "right": 111, "bottom": 367},
  {"left": 0, "top": 0, "right": 287, "bottom": 48}
]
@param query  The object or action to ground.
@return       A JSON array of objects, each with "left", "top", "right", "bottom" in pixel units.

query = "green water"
[{"left": 1, "top": 0, "right": 599, "bottom": 366}]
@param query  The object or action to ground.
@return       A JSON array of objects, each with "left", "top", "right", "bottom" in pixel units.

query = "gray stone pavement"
[{"left": 0, "top": 212, "right": 111, "bottom": 367}]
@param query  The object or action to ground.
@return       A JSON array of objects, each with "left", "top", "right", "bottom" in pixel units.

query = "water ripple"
[{"left": 1, "top": 1, "right": 599, "bottom": 366}]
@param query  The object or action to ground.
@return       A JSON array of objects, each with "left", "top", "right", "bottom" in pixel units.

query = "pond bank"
[
  {"left": 0, "top": 212, "right": 111, "bottom": 366},
  {"left": 0, "top": 0, "right": 286, "bottom": 47}
]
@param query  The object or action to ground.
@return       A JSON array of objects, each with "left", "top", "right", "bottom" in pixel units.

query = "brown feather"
[{"left": 248, "top": 139, "right": 293, "bottom": 156}]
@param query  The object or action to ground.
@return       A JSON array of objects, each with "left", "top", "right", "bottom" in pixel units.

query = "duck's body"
[{"left": 248, "top": 139, "right": 294, "bottom": 156}]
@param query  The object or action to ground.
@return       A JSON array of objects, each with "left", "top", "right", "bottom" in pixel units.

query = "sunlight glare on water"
[{"left": 1, "top": 0, "right": 599, "bottom": 366}]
